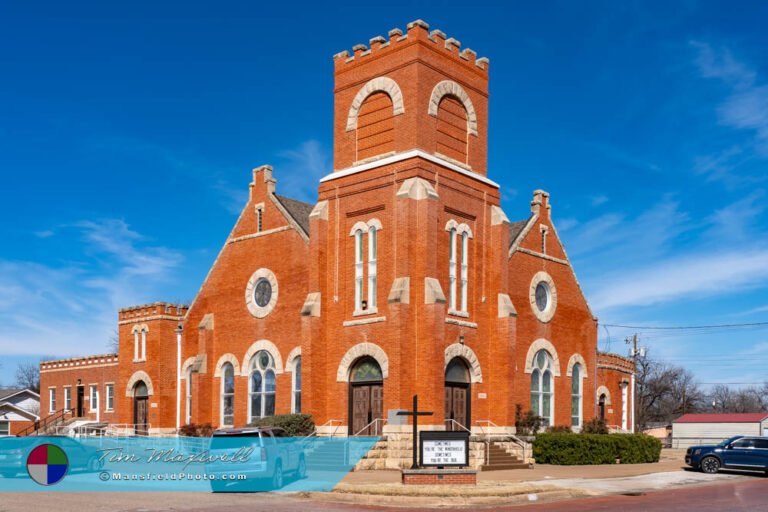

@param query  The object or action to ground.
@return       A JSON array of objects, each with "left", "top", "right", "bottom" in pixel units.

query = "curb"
[{"left": 308, "top": 489, "right": 583, "bottom": 508}]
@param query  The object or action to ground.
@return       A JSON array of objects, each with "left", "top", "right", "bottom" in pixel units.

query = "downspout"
[
  {"left": 630, "top": 373, "right": 636, "bottom": 433},
  {"left": 176, "top": 324, "right": 183, "bottom": 432}
]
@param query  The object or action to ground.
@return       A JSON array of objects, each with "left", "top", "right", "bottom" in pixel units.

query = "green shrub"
[
  {"left": 247, "top": 413, "right": 315, "bottom": 437},
  {"left": 533, "top": 433, "right": 661, "bottom": 465},
  {"left": 581, "top": 417, "right": 609, "bottom": 434},
  {"left": 515, "top": 404, "right": 543, "bottom": 435}
]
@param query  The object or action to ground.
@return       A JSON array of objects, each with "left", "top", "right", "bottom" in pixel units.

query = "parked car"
[
  {"left": 0, "top": 436, "right": 104, "bottom": 478},
  {"left": 207, "top": 426, "right": 306, "bottom": 492},
  {"left": 685, "top": 436, "right": 768, "bottom": 475}
]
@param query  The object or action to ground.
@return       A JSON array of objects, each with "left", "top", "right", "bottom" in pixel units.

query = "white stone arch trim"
[
  {"left": 524, "top": 338, "right": 561, "bottom": 376},
  {"left": 241, "top": 340, "right": 284, "bottom": 376},
  {"left": 444, "top": 220, "right": 474, "bottom": 238},
  {"left": 596, "top": 385, "right": 612, "bottom": 405},
  {"left": 444, "top": 343, "right": 483, "bottom": 383},
  {"left": 529, "top": 271, "right": 557, "bottom": 323},
  {"left": 566, "top": 353, "right": 588, "bottom": 378},
  {"left": 349, "top": 218, "right": 383, "bottom": 236},
  {"left": 125, "top": 370, "right": 154, "bottom": 397},
  {"left": 214, "top": 353, "right": 240, "bottom": 378},
  {"left": 428, "top": 80, "right": 478, "bottom": 136},
  {"left": 180, "top": 357, "right": 197, "bottom": 379},
  {"left": 285, "top": 346, "right": 301, "bottom": 373},
  {"left": 130, "top": 323, "right": 149, "bottom": 334},
  {"left": 336, "top": 342, "right": 389, "bottom": 382},
  {"left": 346, "top": 76, "right": 405, "bottom": 132}
]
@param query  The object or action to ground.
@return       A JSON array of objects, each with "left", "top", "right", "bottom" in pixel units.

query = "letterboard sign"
[{"left": 419, "top": 431, "right": 470, "bottom": 467}]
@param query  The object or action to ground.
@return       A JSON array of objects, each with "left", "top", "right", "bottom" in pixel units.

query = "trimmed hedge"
[
  {"left": 247, "top": 413, "right": 315, "bottom": 437},
  {"left": 533, "top": 433, "right": 662, "bottom": 465}
]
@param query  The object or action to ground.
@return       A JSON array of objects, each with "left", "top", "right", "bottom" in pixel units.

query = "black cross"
[{"left": 397, "top": 395, "right": 434, "bottom": 469}]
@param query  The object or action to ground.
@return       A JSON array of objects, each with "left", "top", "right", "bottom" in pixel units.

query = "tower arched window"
[
  {"left": 249, "top": 350, "right": 276, "bottom": 422},
  {"left": 571, "top": 363, "right": 582, "bottom": 428},
  {"left": 531, "top": 350, "right": 554, "bottom": 427},
  {"left": 446, "top": 221, "right": 472, "bottom": 315},
  {"left": 350, "top": 220, "right": 381, "bottom": 313},
  {"left": 220, "top": 363, "right": 235, "bottom": 426}
]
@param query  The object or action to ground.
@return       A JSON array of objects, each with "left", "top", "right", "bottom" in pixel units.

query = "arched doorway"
[
  {"left": 445, "top": 357, "right": 471, "bottom": 431},
  {"left": 133, "top": 381, "right": 149, "bottom": 435},
  {"left": 349, "top": 357, "right": 384, "bottom": 436},
  {"left": 598, "top": 394, "right": 607, "bottom": 421}
]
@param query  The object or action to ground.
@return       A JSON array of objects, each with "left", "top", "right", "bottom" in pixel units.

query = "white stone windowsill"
[
  {"left": 133, "top": 358, "right": 146, "bottom": 363},
  {"left": 447, "top": 309, "right": 470, "bottom": 318},
  {"left": 445, "top": 318, "right": 478, "bottom": 329},
  {"left": 343, "top": 316, "right": 387, "bottom": 327},
  {"left": 352, "top": 307, "right": 379, "bottom": 317}
]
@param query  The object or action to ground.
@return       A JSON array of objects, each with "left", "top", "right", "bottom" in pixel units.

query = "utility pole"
[{"left": 626, "top": 334, "right": 639, "bottom": 433}]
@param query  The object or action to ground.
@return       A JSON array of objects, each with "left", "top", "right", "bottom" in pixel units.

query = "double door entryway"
[{"left": 348, "top": 356, "right": 472, "bottom": 435}]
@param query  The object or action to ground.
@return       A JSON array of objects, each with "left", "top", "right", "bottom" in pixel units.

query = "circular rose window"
[
  {"left": 245, "top": 269, "right": 278, "bottom": 318},
  {"left": 529, "top": 271, "right": 557, "bottom": 322}
]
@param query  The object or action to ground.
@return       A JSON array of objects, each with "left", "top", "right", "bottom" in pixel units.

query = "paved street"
[{"left": 0, "top": 475, "right": 765, "bottom": 512}]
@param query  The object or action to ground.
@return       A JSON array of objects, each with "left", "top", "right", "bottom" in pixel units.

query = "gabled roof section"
[
  {"left": 674, "top": 413, "right": 768, "bottom": 424},
  {"left": 508, "top": 218, "right": 531, "bottom": 248},
  {"left": 0, "top": 388, "right": 40, "bottom": 401},
  {"left": 274, "top": 194, "right": 313, "bottom": 237},
  {"left": 0, "top": 401, "right": 39, "bottom": 420}
]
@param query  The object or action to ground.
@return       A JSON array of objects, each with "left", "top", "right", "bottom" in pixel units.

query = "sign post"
[{"left": 396, "top": 395, "right": 433, "bottom": 469}]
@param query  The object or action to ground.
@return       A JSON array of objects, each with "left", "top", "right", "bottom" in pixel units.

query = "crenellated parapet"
[
  {"left": 333, "top": 19, "right": 489, "bottom": 73},
  {"left": 597, "top": 352, "right": 635, "bottom": 374},
  {"left": 41, "top": 353, "right": 119, "bottom": 372},
  {"left": 118, "top": 301, "right": 188, "bottom": 324}
]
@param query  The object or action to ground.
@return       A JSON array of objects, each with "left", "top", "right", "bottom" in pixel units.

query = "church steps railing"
[
  {"left": 17, "top": 408, "right": 74, "bottom": 437},
  {"left": 474, "top": 419, "right": 529, "bottom": 465},
  {"left": 352, "top": 418, "right": 386, "bottom": 437}
]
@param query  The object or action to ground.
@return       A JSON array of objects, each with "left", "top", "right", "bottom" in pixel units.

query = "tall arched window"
[
  {"left": 368, "top": 227, "right": 377, "bottom": 310},
  {"left": 292, "top": 356, "right": 301, "bottom": 414},
  {"left": 355, "top": 229, "right": 364, "bottom": 309},
  {"left": 249, "top": 350, "right": 276, "bottom": 422},
  {"left": 140, "top": 328, "right": 147, "bottom": 360},
  {"left": 220, "top": 363, "right": 235, "bottom": 426},
  {"left": 571, "top": 363, "right": 582, "bottom": 428},
  {"left": 448, "top": 227, "right": 457, "bottom": 310},
  {"left": 531, "top": 350, "right": 554, "bottom": 427},
  {"left": 133, "top": 330, "right": 140, "bottom": 360},
  {"left": 350, "top": 220, "right": 381, "bottom": 313},
  {"left": 447, "top": 222, "right": 472, "bottom": 314},
  {"left": 185, "top": 366, "right": 193, "bottom": 424}
]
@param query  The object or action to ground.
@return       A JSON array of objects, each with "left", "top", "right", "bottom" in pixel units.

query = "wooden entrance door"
[
  {"left": 134, "top": 397, "right": 148, "bottom": 435},
  {"left": 445, "top": 384, "right": 469, "bottom": 431},
  {"left": 350, "top": 384, "right": 383, "bottom": 435}
]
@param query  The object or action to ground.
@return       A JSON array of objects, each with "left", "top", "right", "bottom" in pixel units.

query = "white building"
[
  {"left": 672, "top": 413, "right": 768, "bottom": 448},
  {"left": 0, "top": 388, "right": 40, "bottom": 436}
]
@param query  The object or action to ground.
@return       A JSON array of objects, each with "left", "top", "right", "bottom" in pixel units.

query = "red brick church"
[{"left": 39, "top": 20, "right": 635, "bottom": 442}]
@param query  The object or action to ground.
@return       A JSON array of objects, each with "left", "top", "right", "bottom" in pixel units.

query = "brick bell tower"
[{"left": 304, "top": 20, "right": 515, "bottom": 440}]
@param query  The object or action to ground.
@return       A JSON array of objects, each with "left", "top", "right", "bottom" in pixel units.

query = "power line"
[{"left": 600, "top": 321, "right": 768, "bottom": 330}]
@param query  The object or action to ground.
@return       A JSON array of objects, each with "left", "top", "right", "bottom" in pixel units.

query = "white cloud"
[
  {"left": 590, "top": 195, "right": 609, "bottom": 206},
  {"left": 590, "top": 248, "right": 768, "bottom": 311},
  {"left": 273, "top": 139, "right": 330, "bottom": 203},
  {"left": 0, "top": 219, "right": 183, "bottom": 357}
]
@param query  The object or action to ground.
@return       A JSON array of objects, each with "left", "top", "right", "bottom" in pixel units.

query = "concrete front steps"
[
  {"left": 481, "top": 442, "right": 531, "bottom": 471},
  {"left": 352, "top": 436, "right": 531, "bottom": 471}
]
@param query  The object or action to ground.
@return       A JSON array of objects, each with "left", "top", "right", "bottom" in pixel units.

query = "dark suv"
[{"left": 686, "top": 436, "right": 768, "bottom": 475}]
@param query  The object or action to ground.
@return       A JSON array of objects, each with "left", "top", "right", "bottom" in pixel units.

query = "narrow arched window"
[
  {"left": 221, "top": 363, "right": 235, "bottom": 426},
  {"left": 249, "top": 351, "right": 276, "bottom": 422},
  {"left": 133, "top": 330, "right": 140, "bottom": 361},
  {"left": 460, "top": 231, "right": 469, "bottom": 312},
  {"left": 185, "top": 366, "right": 193, "bottom": 424},
  {"left": 448, "top": 228, "right": 457, "bottom": 310},
  {"left": 571, "top": 363, "right": 582, "bottom": 428},
  {"left": 292, "top": 356, "right": 302, "bottom": 414},
  {"left": 355, "top": 229, "right": 364, "bottom": 310},
  {"left": 530, "top": 350, "right": 554, "bottom": 427},
  {"left": 140, "top": 328, "right": 147, "bottom": 360},
  {"left": 368, "top": 227, "right": 377, "bottom": 309}
]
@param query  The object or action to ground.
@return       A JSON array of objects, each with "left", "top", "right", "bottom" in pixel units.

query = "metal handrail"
[
  {"left": 17, "top": 408, "right": 74, "bottom": 437},
  {"left": 443, "top": 418, "right": 472, "bottom": 433},
  {"left": 302, "top": 419, "right": 343, "bottom": 440},
  {"left": 352, "top": 418, "right": 386, "bottom": 437},
  {"left": 104, "top": 424, "right": 153, "bottom": 436}
]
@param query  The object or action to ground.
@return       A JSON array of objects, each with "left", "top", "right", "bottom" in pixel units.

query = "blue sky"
[{"left": 1, "top": 1, "right": 767, "bottom": 388}]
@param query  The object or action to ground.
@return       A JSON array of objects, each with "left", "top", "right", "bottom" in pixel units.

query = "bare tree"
[
  {"left": 15, "top": 362, "right": 40, "bottom": 393},
  {"left": 106, "top": 328, "right": 120, "bottom": 353},
  {"left": 635, "top": 351, "right": 704, "bottom": 429}
]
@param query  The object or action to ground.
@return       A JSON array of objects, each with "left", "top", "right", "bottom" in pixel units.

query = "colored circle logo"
[{"left": 26, "top": 444, "right": 68, "bottom": 486}]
